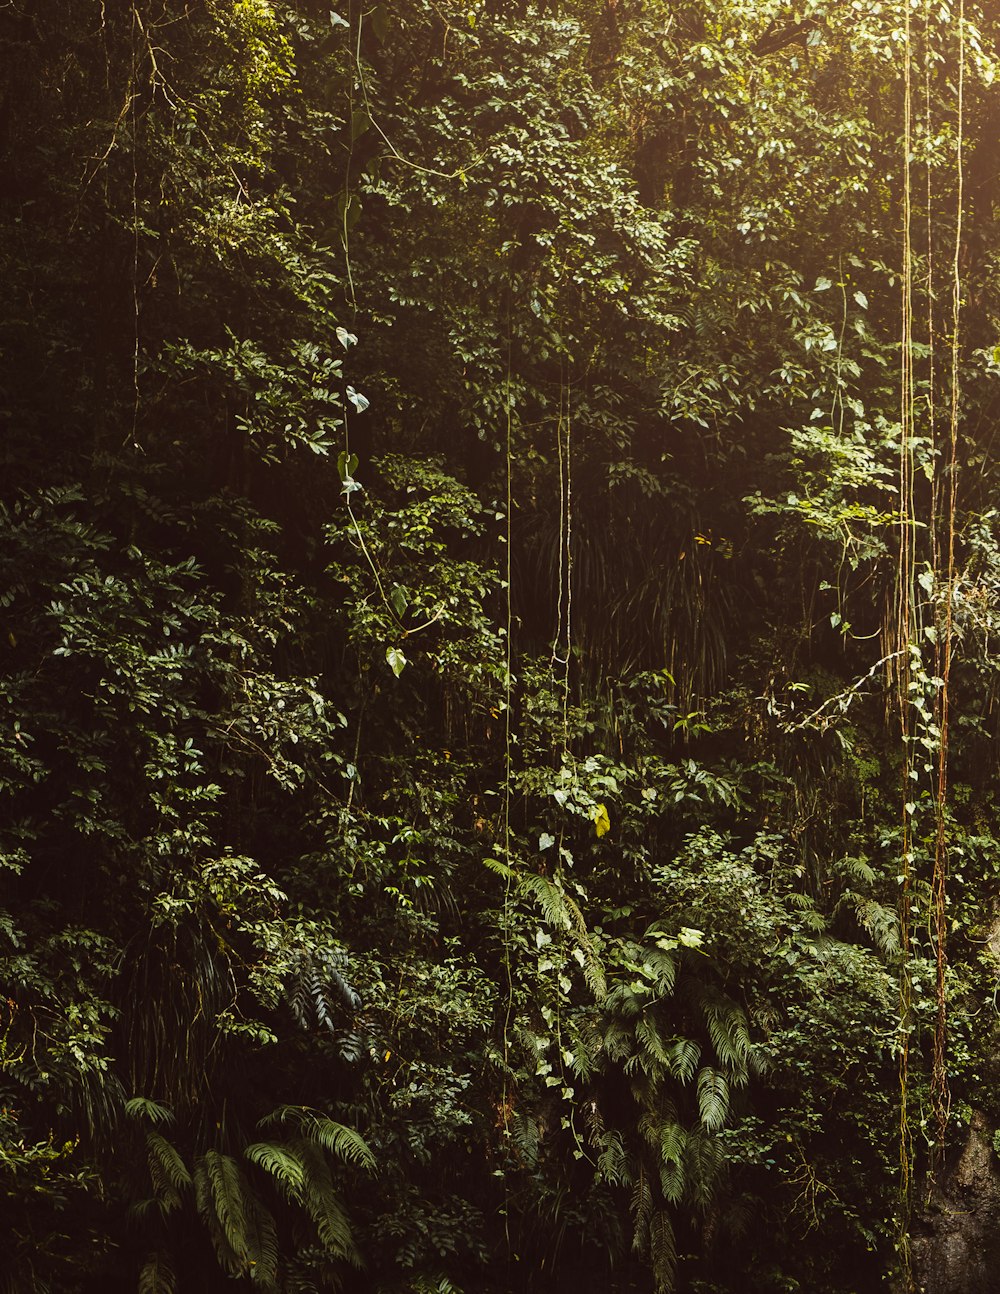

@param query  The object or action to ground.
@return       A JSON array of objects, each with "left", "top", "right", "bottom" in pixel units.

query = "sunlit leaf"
[{"left": 385, "top": 646, "right": 406, "bottom": 677}]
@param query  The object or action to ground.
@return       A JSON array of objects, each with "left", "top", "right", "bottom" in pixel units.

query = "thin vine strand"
[
  {"left": 896, "top": 0, "right": 916, "bottom": 1277},
  {"left": 930, "top": 0, "right": 964, "bottom": 1165}
]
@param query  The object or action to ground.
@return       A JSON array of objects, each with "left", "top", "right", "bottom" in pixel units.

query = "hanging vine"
[
  {"left": 896, "top": 1, "right": 966, "bottom": 1278},
  {"left": 895, "top": 0, "right": 917, "bottom": 1273},
  {"left": 930, "top": 0, "right": 964, "bottom": 1169}
]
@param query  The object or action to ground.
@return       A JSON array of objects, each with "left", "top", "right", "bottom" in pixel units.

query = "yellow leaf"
[{"left": 593, "top": 803, "right": 611, "bottom": 838}]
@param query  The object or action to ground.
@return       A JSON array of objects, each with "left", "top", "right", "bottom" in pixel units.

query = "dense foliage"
[{"left": 3, "top": 1, "right": 1000, "bottom": 1290}]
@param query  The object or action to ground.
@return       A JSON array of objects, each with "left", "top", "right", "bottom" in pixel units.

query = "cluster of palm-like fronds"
[{"left": 129, "top": 1098, "right": 374, "bottom": 1292}]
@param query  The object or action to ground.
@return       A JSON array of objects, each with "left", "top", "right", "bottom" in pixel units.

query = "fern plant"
[
  {"left": 125, "top": 1098, "right": 374, "bottom": 1288},
  {"left": 585, "top": 927, "right": 761, "bottom": 1293}
]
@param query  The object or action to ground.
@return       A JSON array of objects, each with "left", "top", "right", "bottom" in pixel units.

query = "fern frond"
[
  {"left": 845, "top": 855, "right": 876, "bottom": 886},
  {"left": 289, "top": 969, "right": 311, "bottom": 1031},
  {"left": 642, "top": 949, "right": 677, "bottom": 994},
  {"left": 510, "top": 1111, "right": 540, "bottom": 1167},
  {"left": 308, "top": 1181, "right": 358, "bottom": 1263},
  {"left": 287, "top": 949, "right": 359, "bottom": 1034},
  {"left": 696, "top": 1068, "right": 729, "bottom": 1132},
  {"left": 649, "top": 1209, "right": 677, "bottom": 1293},
  {"left": 483, "top": 856, "right": 515, "bottom": 881},
  {"left": 704, "top": 998, "right": 752, "bottom": 1081},
  {"left": 195, "top": 1150, "right": 281, "bottom": 1280},
  {"left": 259, "top": 1108, "right": 375, "bottom": 1172},
  {"left": 585, "top": 1095, "right": 606, "bottom": 1144},
  {"left": 684, "top": 1128, "right": 727, "bottom": 1211},
  {"left": 126, "top": 1096, "right": 174, "bottom": 1126},
  {"left": 630, "top": 1164, "right": 653, "bottom": 1253},
  {"left": 194, "top": 1159, "right": 243, "bottom": 1277},
  {"left": 623, "top": 1052, "right": 644, "bottom": 1078},
  {"left": 138, "top": 1250, "right": 177, "bottom": 1294},
  {"left": 635, "top": 1016, "right": 671, "bottom": 1070},
  {"left": 580, "top": 946, "right": 608, "bottom": 1001},
  {"left": 637, "top": 1109, "right": 661, "bottom": 1150},
  {"left": 595, "top": 1129, "right": 629, "bottom": 1186},
  {"left": 193, "top": 1157, "right": 210, "bottom": 1218},
  {"left": 659, "top": 1158, "right": 685, "bottom": 1205},
  {"left": 603, "top": 1018, "right": 635, "bottom": 1063},
  {"left": 296, "top": 1139, "right": 362, "bottom": 1266},
  {"left": 147, "top": 1131, "right": 192, "bottom": 1192},
  {"left": 566, "top": 1018, "right": 601, "bottom": 1081},
  {"left": 245, "top": 1141, "right": 307, "bottom": 1200},
  {"left": 606, "top": 976, "right": 644, "bottom": 1019},
  {"left": 659, "top": 1121, "right": 687, "bottom": 1168},
  {"left": 245, "top": 1196, "right": 280, "bottom": 1289},
  {"left": 561, "top": 888, "right": 607, "bottom": 1001},
  {"left": 722, "top": 1194, "right": 756, "bottom": 1241},
  {"left": 200, "top": 1149, "right": 254, "bottom": 1264},
  {"left": 666, "top": 1037, "right": 700, "bottom": 1083},
  {"left": 303, "top": 1118, "right": 376, "bottom": 1172},
  {"left": 520, "top": 871, "right": 572, "bottom": 930},
  {"left": 853, "top": 897, "right": 901, "bottom": 957}
]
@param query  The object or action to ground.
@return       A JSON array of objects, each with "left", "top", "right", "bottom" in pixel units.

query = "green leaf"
[
  {"left": 138, "top": 1251, "right": 177, "bottom": 1294},
  {"left": 666, "top": 1038, "right": 701, "bottom": 1082},
  {"left": 126, "top": 1096, "right": 175, "bottom": 1126},
  {"left": 337, "top": 451, "right": 359, "bottom": 482},
  {"left": 521, "top": 872, "right": 572, "bottom": 930},
  {"left": 198, "top": 1150, "right": 255, "bottom": 1264},
  {"left": 371, "top": 4, "right": 389, "bottom": 41},
  {"left": 696, "top": 1068, "right": 729, "bottom": 1132},
  {"left": 245, "top": 1142, "right": 306, "bottom": 1199},
  {"left": 302, "top": 1118, "right": 376, "bottom": 1171},
  {"left": 147, "top": 1131, "right": 192, "bottom": 1194},
  {"left": 390, "top": 585, "right": 409, "bottom": 618},
  {"left": 386, "top": 646, "right": 407, "bottom": 677}
]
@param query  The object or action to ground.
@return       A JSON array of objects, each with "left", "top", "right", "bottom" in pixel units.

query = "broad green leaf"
[
  {"left": 337, "top": 451, "right": 359, "bottom": 482},
  {"left": 385, "top": 646, "right": 406, "bottom": 677},
  {"left": 371, "top": 4, "right": 389, "bottom": 41}
]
